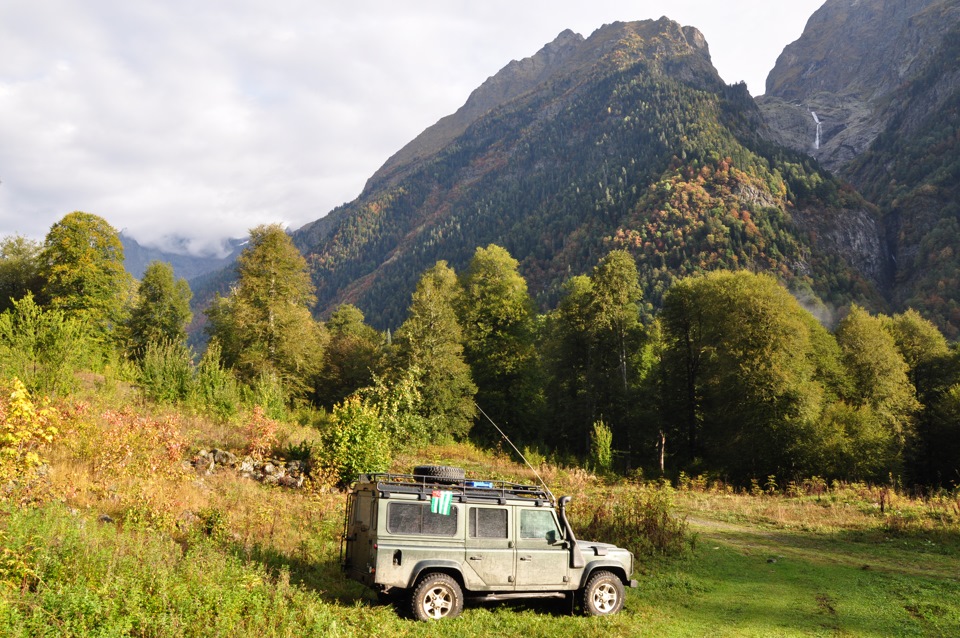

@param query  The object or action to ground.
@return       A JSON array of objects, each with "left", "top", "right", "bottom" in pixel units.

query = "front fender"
[{"left": 578, "top": 561, "right": 637, "bottom": 589}]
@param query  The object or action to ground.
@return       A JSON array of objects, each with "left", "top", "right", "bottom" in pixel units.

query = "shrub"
[
  {"left": 138, "top": 339, "right": 194, "bottom": 404},
  {"left": 358, "top": 369, "right": 429, "bottom": 448},
  {"left": 244, "top": 406, "right": 280, "bottom": 460},
  {"left": 93, "top": 408, "right": 188, "bottom": 530},
  {"left": 588, "top": 419, "right": 613, "bottom": 474},
  {"left": 575, "top": 486, "right": 692, "bottom": 558},
  {"left": 190, "top": 340, "right": 239, "bottom": 420},
  {"left": 243, "top": 372, "right": 288, "bottom": 422},
  {"left": 0, "top": 293, "right": 89, "bottom": 396},
  {"left": 0, "top": 378, "right": 59, "bottom": 488}
]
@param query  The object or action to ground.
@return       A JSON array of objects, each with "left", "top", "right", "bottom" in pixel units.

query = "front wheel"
[
  {"left": 581, "top": 570, "right": 625, "bottom": 616},
  {"left": 411, "top": 573, "right": 464, "bottom": 621}
]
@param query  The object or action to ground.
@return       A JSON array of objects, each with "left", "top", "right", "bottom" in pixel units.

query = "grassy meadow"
[{"left": 2, "top": 384, "right": 959, "bottom": 637}]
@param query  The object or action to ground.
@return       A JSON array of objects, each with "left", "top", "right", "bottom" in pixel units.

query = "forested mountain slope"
[{"left": 291, "top": 18, "right": 883, "bottom": 329}]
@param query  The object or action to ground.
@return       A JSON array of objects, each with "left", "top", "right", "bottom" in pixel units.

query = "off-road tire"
[
  {"left": 410, "top": 572, "right": 463, "bottom": 621},
  {"left": 581, "top": 570, "right": 625, "bottom": 616},
  {"left": 412, "top": 465, "right": 465, "bottom": 483}
]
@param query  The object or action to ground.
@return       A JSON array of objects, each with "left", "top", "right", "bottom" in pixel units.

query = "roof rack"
[{"left": 355, "top": 472, "right": 553, "bottom": 505}]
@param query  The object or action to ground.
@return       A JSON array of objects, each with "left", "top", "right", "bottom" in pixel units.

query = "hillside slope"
[{"left": 292, "top": 18, "right": 883, "bottom": 328}]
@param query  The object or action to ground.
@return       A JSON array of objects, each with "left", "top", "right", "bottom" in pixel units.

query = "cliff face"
[{"left": 758, "top": 0, "right": 960, "bottom": 171}]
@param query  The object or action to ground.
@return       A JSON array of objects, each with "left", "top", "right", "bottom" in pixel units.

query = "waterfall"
[{"left": 810, "top": 111, "right": 822, "bottom": 150}]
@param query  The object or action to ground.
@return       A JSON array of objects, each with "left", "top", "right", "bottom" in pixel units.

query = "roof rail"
[{"left": 355, "top": 472, "right": 553, "bottom": 505}]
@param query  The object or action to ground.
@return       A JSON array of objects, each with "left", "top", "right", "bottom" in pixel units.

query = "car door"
[
  {"left": 515, "top": 507, "right": 569, "bottom": 588},
  {"left": 464, "top": 505, "right": 515, "bottom": 589}
]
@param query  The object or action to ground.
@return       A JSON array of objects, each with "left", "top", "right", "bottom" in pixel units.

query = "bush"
[
  {"left": 243, "top": 372, "right": 287, "bottom": 422},
  {"left": 319, "top": 396, "right": 391, "bottom": 485},
  {"left": 244, "top": 406, "right": 280, "bottom": 460},
  {"left": 138, "top": 339, "right": 194, "bottom": 404},
  {"left": 588, "top": 419, "right": 613, "bottom": 474},
  {"left": 0, "top": 378, "right": 59, "bottom": 488},
  {"left": 575, "top": 486, "right": 692, "bottom": 558},
  {"left": 0, "top": 293, "right": 89, "bottom": 396},
  {"left": 358, "top": 369, "right": 429, "bottom": 448},
  {"left": 190, "top": 340, "right": 239, "bottom": 420}
]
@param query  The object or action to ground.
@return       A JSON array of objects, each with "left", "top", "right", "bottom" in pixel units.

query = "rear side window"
[
  {"left": 387, "top": 502, "right": 458, "bottom": 536},
  {"left": 469, "top": 507, "right": 508, "bottom": 538}
]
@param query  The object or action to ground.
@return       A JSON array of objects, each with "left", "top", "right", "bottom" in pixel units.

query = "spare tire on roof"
[{"left": 413, "top": 465, "right": 465, "bottom": 483}]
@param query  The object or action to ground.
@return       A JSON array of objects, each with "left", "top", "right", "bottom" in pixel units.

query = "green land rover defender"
[{"left": 341, "top": 465, "right": 637, "bottom": 621}]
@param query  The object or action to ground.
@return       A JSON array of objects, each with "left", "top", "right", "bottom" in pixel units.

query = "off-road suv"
[{"left": 341, "top": 465, "right": 637, "bottom": 621}]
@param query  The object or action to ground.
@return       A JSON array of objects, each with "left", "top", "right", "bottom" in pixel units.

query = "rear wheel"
[
  {"left": 411, "top": 572, "right": 463, "bottom": 621},
  {"left": 581, "top": 570, "right": 625, "bottom": 616}
]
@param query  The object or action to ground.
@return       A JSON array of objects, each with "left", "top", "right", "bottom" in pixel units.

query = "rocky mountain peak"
[
  {"left": 365, "top": 18, "right": 715, "bottom": 193},
  {"left": 365, "top": 29, "right": 584, "bottom": 191}
]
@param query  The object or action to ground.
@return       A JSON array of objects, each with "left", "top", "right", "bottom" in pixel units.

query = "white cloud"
[{"left": 0, "top": 0, "right": 824, "bottom": 255}]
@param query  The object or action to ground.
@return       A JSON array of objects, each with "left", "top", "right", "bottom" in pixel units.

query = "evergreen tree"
[
  {"left": 205, "top": 224, "right": 325, "bottom": 400},
  {"left": 394, "top": 261, "right": 476, "bottom": 439},
  {"left": 457, "top": 245, "right": 542, "bottom": 442},
  {"left": 126, "top": 261, "right": 192, "bottom": 360},
  {"left": 39, "top": 212, "right": 133, "bottom": 343}
]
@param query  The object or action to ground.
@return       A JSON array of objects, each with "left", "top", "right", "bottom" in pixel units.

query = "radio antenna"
[{"left": 475, "top": 402, "right": 554, "bottom": 504}]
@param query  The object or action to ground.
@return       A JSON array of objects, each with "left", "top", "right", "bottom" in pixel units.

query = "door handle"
[
  {"left": 520, "top": 556, "right": 532, "bottom": 561},
  {"left": 469, "top": 556, "right": 483, "bottom": 561}
]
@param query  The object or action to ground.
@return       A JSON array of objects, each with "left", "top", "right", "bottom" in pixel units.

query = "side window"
[
  {"left": 520, "top": 509, "right": 560, "bottom": 541},
  {"left": 387, "top": 502, "right": 458, "bottom": 536},
  {"left": 469, "top": 507, "right": 508, "bottom": 539}
]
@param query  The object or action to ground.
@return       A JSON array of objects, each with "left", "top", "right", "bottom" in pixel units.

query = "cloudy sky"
[{"left": 0, "top": 0, "right": 824, "bottom": 256}]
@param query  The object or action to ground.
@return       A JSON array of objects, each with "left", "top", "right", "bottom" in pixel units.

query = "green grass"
[{"left": 3, "top": 491, "right": 959, "bottom": 637}]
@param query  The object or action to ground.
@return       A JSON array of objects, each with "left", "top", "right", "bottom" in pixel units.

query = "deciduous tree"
[
  {"left": 315, "top": 304, "right": 384, "bottom": 408},
  {"left": 39, "top": 212, "right": 133, "bottom": 344},
  {"left": 659, "top": 271, "right": 827, "bottom": 481},
  {"left": 205, "top": 224, "right": 325, "bottom": 400},
  {"left": 0, "top": 235, "right": 43, "bottom": 314},
  {"left": 457, "top": 245, "right": 542, "bottom": 441}
]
